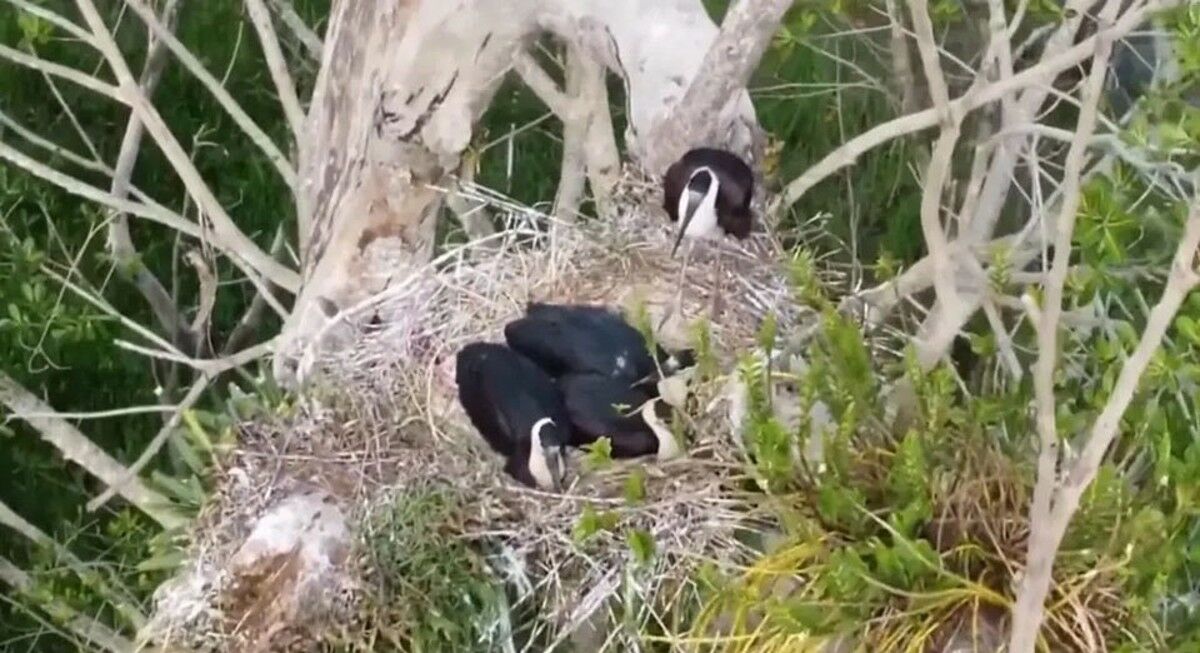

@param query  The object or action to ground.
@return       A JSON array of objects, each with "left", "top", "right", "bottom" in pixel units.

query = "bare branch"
[
  {"left": 514, "top": 50, "right": 573, "bottom": 119},
  {"left": 266, "top": 0, "right": 323, "bottom": 61},
  {"left": 73, "top": 0, "right": 302, "bottom": 292},
  {"left": 1008, "top": 4, "right": 1133, "bottom": 646},
  {"left": 578, "top": 48, "right": 620, "bottom": 217},
  {"left": 906, "top": 0, "right": 963, "bottom": 316},
  {"left": 107, "top": 0, "right": 188, "bottom": 344},
  {"left": 1010, "top": 195, "right": 1200, "bottom": 651},
  {"left": 245, "top": 0, "right": 306, "bottom": 140},
  {"left": 0, "top": 106, "right": 110, "bottom": 176},
  {"left": 0, "top": 140, "right": 205, "bottom": 240},
  {"left": 116, "top": 337, "right": 276, "bottom": 377},
  {"left": 0, "top": 42, "right": 122, "bottom": 100},
  {"left": 0, "top": 371, "right": 184, "bottom": 529},
  {"left": 118, "top": 0, "right": 297, "bottom": 187},
  {"left": 184, "top": 249, "right": 217, "bottom": 335},
  {"left": 773, "top": 0, "right": 1176, "bottom": 213},
  {"left": 223, "top": 227, "right": 287, "bottom": 354},
  {"left": 554, "top": 46, "right": 588, "bottom": 222},
  {"left": 87, "top": 377, "right": 208, "bottom": 515}
]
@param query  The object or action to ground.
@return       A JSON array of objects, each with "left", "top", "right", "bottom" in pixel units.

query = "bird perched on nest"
[
  {"left": 661, "top": 147, "right": 755, "bottom": 320},
  {"left": 662, "top": 147, "right": 754, "bottom": 255},
  {"left": 455, "top": 342, "right": 570, "bottom": 490},
  {"left": 504, "top": 303, "right": 695, "bottom": 461}
]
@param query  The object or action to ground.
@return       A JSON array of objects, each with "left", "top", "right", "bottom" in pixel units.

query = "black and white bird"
[
  {"left": 505, "top": 302, "right": 693, "bottom": 387},
  {"left": 662, "top": 147, "right": 754, "bottom": 256},
  {"left": 455, "top": 342, "right": 571, "bottom": 490},
  {"left": 558, "top": 373, "right": 682, "bottom": 460},
  {"left": 504, "top": 302, "right": 694, "bottom": 460}
]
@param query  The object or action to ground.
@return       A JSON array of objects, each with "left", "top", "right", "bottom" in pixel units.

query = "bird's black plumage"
[
  {"left": 505, "top": 303, "right": 691, "bottom": 385},
  {"left": 558, "top": 373, "right": 679, "bottom": 459},
  {"left": 455, "top": 342, "right": 570, "bottom": 489},
  {"left": 662, "top": 147, "right": 754, "bottom": 242}
]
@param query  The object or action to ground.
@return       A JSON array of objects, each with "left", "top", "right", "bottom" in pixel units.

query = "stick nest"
[{"left": 145, "top": 181, "right": 834, "bottom": 651}]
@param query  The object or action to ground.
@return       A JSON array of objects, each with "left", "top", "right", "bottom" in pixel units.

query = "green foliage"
[
  {"left": 584, "top": 436, "right": 614, "bottom": 471},
  {"left": 361, "top": 487, "right": 509, "bottom": 651},
  {"left": 574, "top": 504, "right": 622, "bottom": 544},
  {"left": 626, "top": 528, "right": 656, "bottom": 566}
]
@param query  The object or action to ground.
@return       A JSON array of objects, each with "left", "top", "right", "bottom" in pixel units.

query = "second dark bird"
[
  {"left": 455, "top": 342, "right": 570, "bottom": 490},
  {"left": 505, "top": 302, "right": 693, "bottom": 460}
]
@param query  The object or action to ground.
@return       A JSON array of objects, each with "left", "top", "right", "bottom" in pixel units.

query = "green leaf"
[
  {"left": 573, "top": 504, "right": 619, "bottom": 543},
  {"left": 626, "top": 528, "right": 655, "bottom": 565},
  {"left": 584, "top": 437, "right": 613, "bottom": 471},
  {"left": 136, "top": 548, "right": 186, "bottom": 572},
  {"left": 623, "top": 468, "right": 646, "bottom": 505}
]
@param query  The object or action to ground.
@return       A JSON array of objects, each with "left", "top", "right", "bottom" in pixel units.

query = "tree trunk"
[{"left": 273, "top": 0, "right": 763, "bottom": 385}]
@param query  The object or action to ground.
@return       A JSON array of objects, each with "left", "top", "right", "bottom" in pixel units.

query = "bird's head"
[
  {"left": 672, "top": 167, "right": 719, "bottom": 257},
  {"left": 524, "top": 417, "right": 568, "bottom": 490}
]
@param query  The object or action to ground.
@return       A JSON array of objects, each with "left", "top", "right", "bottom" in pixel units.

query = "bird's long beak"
[
  {"left": 671, "top": 189, "right": 705, "bottom": 257},
  {"left": 543, "top": 445, "right": 566, "bottom": 490}
]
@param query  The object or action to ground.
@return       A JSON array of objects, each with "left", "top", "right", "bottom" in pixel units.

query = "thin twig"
[
  {"left": 87, "top": 377, "right": 209, "bottom": 514},
  {"left": 245, "top": 0, "right": 306, "bottom": 139}
]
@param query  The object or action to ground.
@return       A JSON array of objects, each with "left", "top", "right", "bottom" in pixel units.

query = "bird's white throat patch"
[
  {"left": 678, "top": 166, "right": 721, "bottom": 241},
  {"left": 641, "top": 400, "right": 681, "bottom": 460},
  {"left": 528, "top": 418, "right": 557, "bottom": 489}
]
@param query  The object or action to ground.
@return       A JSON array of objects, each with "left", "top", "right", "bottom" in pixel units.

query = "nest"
[{"left": 145, "top": 179, "right": 834, "bottom": 651}]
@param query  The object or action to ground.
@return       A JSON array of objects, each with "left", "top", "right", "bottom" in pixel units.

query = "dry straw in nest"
[{"left": 147, "top": 182, "right": 838, "bottom": 651}]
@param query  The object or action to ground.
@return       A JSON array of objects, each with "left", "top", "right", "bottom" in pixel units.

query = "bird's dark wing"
[
  {"left": 559, "top": 374, "right": 654, "bottom": 446},
  {"left": 504, "top": 315, "right": 575, "bottom": 377},
  {"left": 507, "top": 304, "right": 656, "bottom": 381},
  {"left": 662, "top": 159, "right": 688, "bottom": 222},
  {"left": 455, "top": 342, "right": 571, "bottom": 454},
  {"left": 456, "top": 344, "right": 519, "bottom": 456}
]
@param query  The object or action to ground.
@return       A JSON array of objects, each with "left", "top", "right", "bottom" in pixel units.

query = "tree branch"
[
  {"left": 1010, "top": 194, "right": 1200, "bottom": 651},
  {"left": 86, "top": 377, "right": 209, "bottom": 514},
  {"left": 245, "top": 0, "right": 306, "bottom": 140},
  {"left": 106, "top": 0, "right": 190, "bottom": 345},
  {"left": 644, "top": 0, "right": 792, "bottom": 171},
  {"left": 266, "top": 0, "right": 322, "bottom": 61},
  {"left": 773, "top": 0, "right": 1174, "bottom": 214},
  {"left": 907, "top": 0, "right": 963, "bottom": 316},
  {"left": 0, "top": 372, "right": 184, "bottom": 530},
  {"left": 1008, "top": 5, "right": 1138, "bottom": 647},
  {"left": 118, "top": 0, "right": 297, "bottom": 187},
  {"left": 73, "top": 0, "right": 302, "bottom": 293}
]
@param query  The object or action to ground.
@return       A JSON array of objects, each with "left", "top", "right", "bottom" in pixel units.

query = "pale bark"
[{"left": 640, "top": 0, "right": 790, "bottom": 172}]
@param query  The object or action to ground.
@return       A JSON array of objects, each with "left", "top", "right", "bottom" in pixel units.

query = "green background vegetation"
[{"left": 2, "top": 0, "right": 1199, "bottom": 650}]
